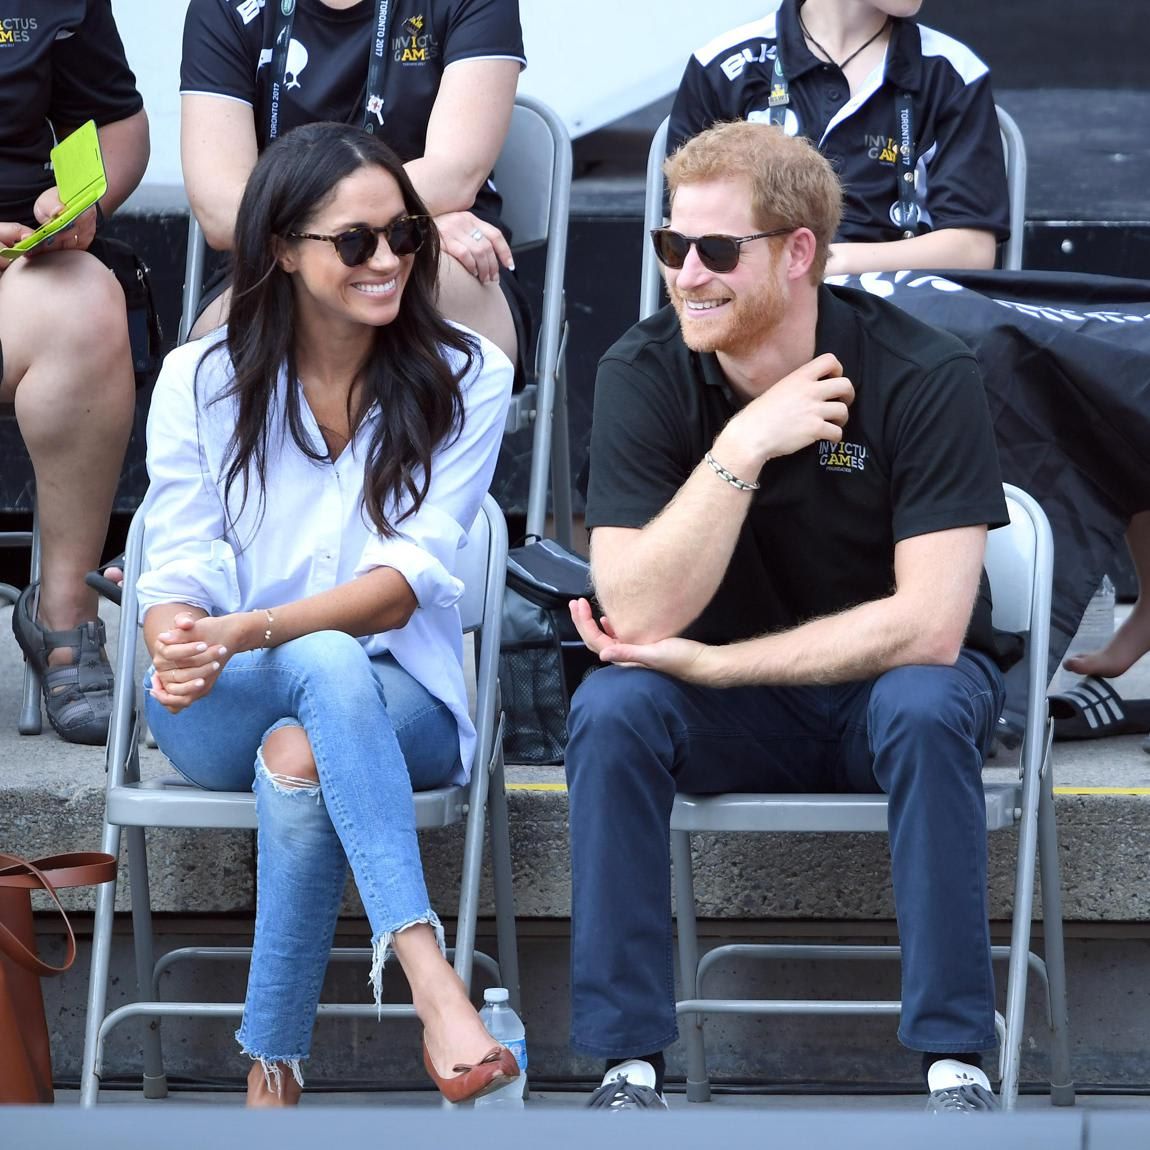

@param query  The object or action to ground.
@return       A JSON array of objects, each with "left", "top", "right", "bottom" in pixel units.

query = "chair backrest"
[
  {"left": 493, "top": 96, "right": 570, "bottom": 252},
  {"left": 178, "top": 216, "right": 208, "bottom": 346},
  {"left": 638, "top": 116, "right": 671, "bottom": 322},
  {"left": 985, "top": 484, "right": 1045, "bottom": 635},
  {"left": 995, "top": 104, "right": 1027, "bottom": 273},
  {"left": 986, "top": 483, "right": 1054, "bottom": 756},
  {"left": 640, "top": 105, "right": 1028, "bottom": 318},
  {"left": 493, "top": 94, "right": 573, "bottom": 542}
]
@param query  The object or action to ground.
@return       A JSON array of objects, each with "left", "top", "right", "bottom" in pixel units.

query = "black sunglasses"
[
  {"left": 650, "top": 226, "right": 796, "bottom": 273},
  {"left": 287, "top": 214, "right": 429, "bottom": 267}
]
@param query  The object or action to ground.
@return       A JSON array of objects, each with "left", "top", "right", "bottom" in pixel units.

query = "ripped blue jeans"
[{"left": 144, "top": 630, "right": 461, "bottom": 1087}]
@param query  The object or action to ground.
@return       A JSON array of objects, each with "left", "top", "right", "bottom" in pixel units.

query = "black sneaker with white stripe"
[
  {"left": 586, "top": 1060, "right": 668, "bottom": 1111},
  {"left": 925, "top": 1059, "right": 999, "bottom": 1113}
]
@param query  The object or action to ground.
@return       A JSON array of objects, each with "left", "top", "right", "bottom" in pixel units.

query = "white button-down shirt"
[{"left": 137, "top": 329, "right": 513, "bottom": 783}]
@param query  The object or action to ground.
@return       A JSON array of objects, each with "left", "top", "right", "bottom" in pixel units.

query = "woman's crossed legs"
[{"left": 145, "top": 631, "right": 496, "bottom": 1104}]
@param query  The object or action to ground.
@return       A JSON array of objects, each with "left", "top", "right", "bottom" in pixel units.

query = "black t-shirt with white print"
[
  {"left": 586, "top": 285, "right": 1008, "bottom": 657},
  {"left": 181, "top": 0, "right": 525, "bottom": 227},
  {"left": 0, "top": 0, "right": 143, "bottom": 225},
  {"left": 668, "top": 0, "right": 1009, "bottom": 244}
]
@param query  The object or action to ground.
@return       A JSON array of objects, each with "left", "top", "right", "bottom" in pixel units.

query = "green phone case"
[{"left": 0, "top": 120, "right": 107, "bottom": 260}]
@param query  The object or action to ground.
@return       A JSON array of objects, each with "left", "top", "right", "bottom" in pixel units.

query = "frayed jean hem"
[
  {"left": 369, "top": 912, "right": 445, "bottom": 1014},
  {"left": 237, "top": 1042, "right": 308, "bottom": 1092}
]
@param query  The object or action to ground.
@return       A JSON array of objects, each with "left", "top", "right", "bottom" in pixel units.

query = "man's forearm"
[
  {"left": 593, "top": 452, "right": 756, "bottom": 644},
  {"left": 826, "top": 228, "right": 997, "bottom": 276},
  {"left": 701, "top": 593, "right": 964, "bottom": 689}
]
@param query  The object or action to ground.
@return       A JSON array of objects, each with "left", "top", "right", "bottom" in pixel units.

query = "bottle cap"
[{"left": 483, "top": 987, "right": 509, "bottom": 1004}]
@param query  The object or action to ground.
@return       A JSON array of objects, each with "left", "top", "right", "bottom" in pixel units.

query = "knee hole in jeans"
[{"left": 261, "top": 725, "right": 319, "bottom": 791}]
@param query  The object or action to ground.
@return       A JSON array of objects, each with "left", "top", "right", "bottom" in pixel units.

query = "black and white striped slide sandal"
[{"left": 1049, "top": 675, "right": 1150, "bottom": 740}]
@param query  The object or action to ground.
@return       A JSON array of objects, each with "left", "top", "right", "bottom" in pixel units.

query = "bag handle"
[
  {"left": 0, "top": 851, "right": 116, "bottom": 977},
  {"left": 0, "top": 852, "right": 117, "bottom": 891}
]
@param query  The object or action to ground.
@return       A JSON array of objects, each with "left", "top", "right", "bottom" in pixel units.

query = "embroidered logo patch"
[
  {"left": 395, "top": 14, "right": 439, "bottom": 63},
  {"left": 818, "top": 439, "right": 867, "bottom": 473}
]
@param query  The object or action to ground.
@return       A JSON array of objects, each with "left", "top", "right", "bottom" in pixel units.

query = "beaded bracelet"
[
  {"left": 262, "top": 608, "right": 275, "bottom": 647},
  {"left": 704, "top": 451, "right": 760, "bottom": 492}
]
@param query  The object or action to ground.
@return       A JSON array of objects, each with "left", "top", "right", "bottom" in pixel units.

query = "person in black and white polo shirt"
[
  {"left": 180, "top": 0, "right": 527, "bottom": 370},
  {"left": 668, "top": 1, "right": 1008, "bottom": 275}
]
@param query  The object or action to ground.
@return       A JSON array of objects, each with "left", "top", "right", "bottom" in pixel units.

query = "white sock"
[{"left": 927, "top": 1058, "right": 992, "bottom": 1093}]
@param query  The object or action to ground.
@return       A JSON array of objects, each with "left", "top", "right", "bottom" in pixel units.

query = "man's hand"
[
  {"left": 569, "top": 597, "right": 620, "bottom": 657},
  {"left": 434, "top": 210, "right": 513, "bottom": 284},
  {"left": 716, "top": 353, "right": 855, "bottom": 474},
  {"left": 569, "top": 597, "right": 719, "bottom": 684},
  {"left": 29, "top": 186, "right": 97, "bottom": 254}
]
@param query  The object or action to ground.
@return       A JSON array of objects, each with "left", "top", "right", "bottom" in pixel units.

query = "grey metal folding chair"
[
  {"left": 640, "top": 103, "right": 1028, "bottom": 320},
  {"left": 670, "top": 484, "right": 1073, "bottom": 1110},
  {"left": 179, "top": 94, "right": 574, "bottom": 547},
  {"left": 79, "top": 494, "right": 517, "bottom": 1105}
]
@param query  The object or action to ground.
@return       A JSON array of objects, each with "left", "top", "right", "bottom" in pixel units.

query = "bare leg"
[
  {"left": 1064, "top": 513, "right": 1150, "bottom": 678},
  {"left": 393, "top": 924, "right": 499, "bottom": 1079},
  {"left": 0, "top": 252, "right": 134, "bottom": 640},
  {"left": 246, "top": 1059, "right": 303, "bottom": 1108},
  {"left": 436, "top": 251, "right": 518, "bottom": 366}
]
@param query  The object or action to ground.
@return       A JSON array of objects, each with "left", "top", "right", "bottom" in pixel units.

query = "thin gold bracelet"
[{"left": 262, "top": 608, "right": 274, "bottom": 647}]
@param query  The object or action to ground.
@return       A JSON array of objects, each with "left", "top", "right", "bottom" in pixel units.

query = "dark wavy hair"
[{"left": 206, "top": 121, "right": 475, "bottom": 537}]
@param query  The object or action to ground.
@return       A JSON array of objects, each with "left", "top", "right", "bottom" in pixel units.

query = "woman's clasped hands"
[{"left": 150, "top": 610, "right": 251, "bottom": 712}]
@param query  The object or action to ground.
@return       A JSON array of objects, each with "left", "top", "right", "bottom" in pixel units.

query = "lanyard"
[
  {"left": 268, "top": 0, "right": 393, "bottom": 142},
  {"left": 767, "top": 52, "right": 920, "bottom": 238}
]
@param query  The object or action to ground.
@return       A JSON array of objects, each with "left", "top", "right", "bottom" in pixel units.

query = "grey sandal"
[{"left": 11, "top": 583, "right": 114, "bottom": 745}]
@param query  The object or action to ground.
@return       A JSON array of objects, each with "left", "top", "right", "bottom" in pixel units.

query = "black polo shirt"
[
  {"left": 585, "top": 285, "right": 1008, "bottom": 657},
  {"left": 668, "top": 0, "right": 1009, "bottom": 244},
  {"left": 181, "top": 0, "right": 525, "bottom": 228},
  {"left": 0, "top": 0, "right": 143, "bottom": 225}
]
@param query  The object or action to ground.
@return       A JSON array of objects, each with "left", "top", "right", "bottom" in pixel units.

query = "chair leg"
[
  {"left": 999, "top": 761, "right": 1045, "bottom": 1109},
  {"left": 488, "top": 746, "right": 521, "bottom": 1014},
  {"left": 1038, "top": 772, "right": 1075, "bottom": 1106},
  {"left": 18, "top": 662, "right": 42, "bottom": 735},
  {"left": 672, "top": 829, "right": 710, "bottom": 1102},
  {"left": 452, "top": 742, "right": 492, "bottom": 994},
  {"left": 18, "top": 503, "right": 42, "bottom": 734},
  {"left": 80, "top": 823, "right": 122, "bottom": 1106},
  {"left": 126, "top": 826, "right": 168, "bottom": 1098}
]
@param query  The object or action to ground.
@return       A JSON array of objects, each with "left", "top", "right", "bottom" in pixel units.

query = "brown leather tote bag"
[{"left": 0, "top": 851, "right": 116, "bottom": 1104}]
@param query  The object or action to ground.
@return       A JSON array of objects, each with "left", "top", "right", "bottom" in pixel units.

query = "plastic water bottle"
[
  {"left": 1054, "top": 575, "right": 1116, "bottom": 692},
  {"left": 474, "top": 988, "right": 527, "bottom": 1109}
]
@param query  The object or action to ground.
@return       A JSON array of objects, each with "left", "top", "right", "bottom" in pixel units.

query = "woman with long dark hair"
[{"left": 135, "top": 121, "right": 515, "bottom": 1106}]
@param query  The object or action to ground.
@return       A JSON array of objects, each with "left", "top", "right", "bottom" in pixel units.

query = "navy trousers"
[{"left": 565, "top": 650, "right": 1005, "bottom": 1059}]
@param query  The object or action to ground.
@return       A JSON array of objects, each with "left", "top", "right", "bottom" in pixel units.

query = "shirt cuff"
[
  {"left": 136, "top": 539, "right": 242, "bottom": 618},
  {"left": 354, "top": 537, "right": 463, "bottom": 609}
]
